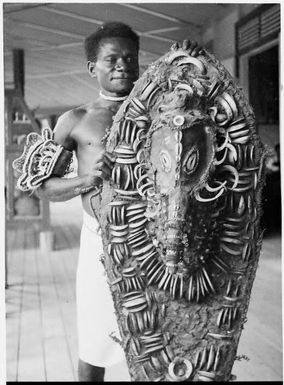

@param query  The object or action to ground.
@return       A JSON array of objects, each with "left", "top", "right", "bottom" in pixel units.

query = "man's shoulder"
[
  {"left": 53, "top": 105, "right": 90, "bottom": 146},
  {"left": 81, "top": 100, "right": 118, "bottom": 120},
  {"left": 59, "top": 105, "right": 89, "bottom": 122},
  {"left": 55, "top": 104, "right": 92, "bottom": 132},
  {"left": 55, "top": 99, "right": 112, "bottom": 131}
]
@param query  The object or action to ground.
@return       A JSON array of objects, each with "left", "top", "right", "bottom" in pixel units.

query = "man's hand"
[
  {"left": 86, "top": 151, "right": 116, "bottom": 187},
  {"left": 171, "top": 39, "right": 204, "bottom": 57},
  {"left": 36, "top": 150, "right": 116, "bottom": 202}
]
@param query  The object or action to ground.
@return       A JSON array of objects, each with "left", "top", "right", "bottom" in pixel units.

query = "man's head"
[{"left": 85, "top": 22, "right": 140, "bottom": 97}]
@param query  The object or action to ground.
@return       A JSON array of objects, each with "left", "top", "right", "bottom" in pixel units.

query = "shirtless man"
[
  {"left": 37, "top": 23, "right": 139, "bottom": 214},
  {"left": 36, "top": 23, "right": 140, "bottom": 382},
  {"left": 34, "top": 22, "right": 203, "bottom": 382}
]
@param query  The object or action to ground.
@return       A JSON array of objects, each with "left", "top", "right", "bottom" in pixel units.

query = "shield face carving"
[{"left": 98, "top": 47, "right": 267, "bottom": 382}]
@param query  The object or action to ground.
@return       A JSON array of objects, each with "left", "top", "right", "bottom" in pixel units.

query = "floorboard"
[{"left": 5, "top": 197, "right": 282, "bottom": 382}]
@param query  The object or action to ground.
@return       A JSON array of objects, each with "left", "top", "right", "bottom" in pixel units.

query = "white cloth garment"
[{"left": 76, "top": 210, "right": 125, "bottom": 367}]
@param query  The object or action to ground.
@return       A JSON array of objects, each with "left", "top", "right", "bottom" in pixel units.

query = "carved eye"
[
  {"left": 160, "top": 150, "right": 172, "bottom": 172},
  {"left": 182, "top": 147, "right": 199, "bottom": 175}
]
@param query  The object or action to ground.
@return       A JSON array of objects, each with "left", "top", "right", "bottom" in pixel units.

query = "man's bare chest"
[{"left": 71, "top": 108, "right": 115, "bottom": 149}]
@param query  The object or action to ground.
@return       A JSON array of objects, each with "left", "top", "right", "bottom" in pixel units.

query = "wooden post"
[{"left": 13, "top": 49, "right": 25, "bottom": 96}]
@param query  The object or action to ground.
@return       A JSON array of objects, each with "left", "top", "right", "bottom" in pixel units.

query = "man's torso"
[{"left": 56, "top": 99, "right": 122, "bottom": 217}]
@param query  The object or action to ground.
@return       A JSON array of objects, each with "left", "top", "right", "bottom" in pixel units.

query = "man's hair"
[{"left": 84, "top": 22, "right": 140, "bottom": 62}]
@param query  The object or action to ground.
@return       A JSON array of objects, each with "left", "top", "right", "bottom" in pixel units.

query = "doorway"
[{"left": 248, "top": 44, "right": 280, "bottom": 234}]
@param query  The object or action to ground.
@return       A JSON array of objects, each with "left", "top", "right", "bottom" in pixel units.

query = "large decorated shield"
[{"left": 97, "top": 46, "right": 267, "bottom": 382}]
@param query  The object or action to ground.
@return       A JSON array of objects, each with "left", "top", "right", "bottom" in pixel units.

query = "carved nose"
[{"left": 165, "top": 189, "right": 188, "bottom": 273}]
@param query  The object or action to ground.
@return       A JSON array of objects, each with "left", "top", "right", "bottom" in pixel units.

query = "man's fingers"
[
  {"left": 182, "top": 39, "right": 191, "bottom": 51},
  {"left": 188, "top": 41, "right": 198, "bottom": 54},
  {"left": 93, "top": 155, "right": 114, "bottom": 171},
  {"left": 93, "top": 161, "right": 104, "bottom": 171},
  {"left": 103, "top": 152, "right": 116, "bottom": 168},
  {"left": 93, "top": 151, "right": 115, "bottom": 168},
  {"left": 191, "top": 46, "right": 204, "bottom": 57},
  {"left": 92, "top": 163, "right": 112, "bottom": 180},
  {"left": 171, "top": 41, "right": 181, "bottom": 51},
  {"left": 170, "top": 40, "right": 203, "bottom": 56},
  {"left": 104, "top": 151, "right": 116, "bottom": 162},
  {"left": 102, "top": 163, "right": 112, "bottom": 178}
]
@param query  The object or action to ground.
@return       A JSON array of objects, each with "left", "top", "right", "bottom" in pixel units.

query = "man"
[
  {"left": 34, "top": 22, "right": 203, "bottom": 381},
  {"left": 36, "top": 22, "right": 139, "bottom": 382}
]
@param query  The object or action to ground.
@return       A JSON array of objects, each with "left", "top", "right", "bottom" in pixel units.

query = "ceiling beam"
[
  {"left": 3, "top": 4, "right": 46, "bottom": 15},
  {"left": 4, "top": 41, "right": 82, "bottom": 55},
  {"left": 5, "top": 20, "right": 172, "bottom": 51},
  {"left": 6, "top": 19, "right": 85, "bottom": 39},
  {"left": 144, "top": 27, "right": 180, "bottom": 35},
  {"left": 26, "top": 69, "right": 87, "bottom": 80},
  {"left": 44, "top": 6, "right": 185, "bottom": 41},
  {"left": 120, "top": 3, "right": 201, "bottom": 29},
  {"left": 138, "top": 32, "right": 173, "bottom": 44},
  {"left": 15, "top": 6, "right": 177, "bottom": 44},
  {"left": 5, "top": 38, "right": 162, "bottom": 62},
  {"left": 4, "top": 40, "right": 160, "bottom": 61},
  {"left": 139, "top": 27, "right": 179, "bottom": 43},
  {"left": 44, "top": 5, "right": 180, "bottom": 43},
  {"left": 4, "top": 3, "right": 183, "bottom": 54},
  {"left": 43, "top": 5, "right": 103, "bottom": 26}
]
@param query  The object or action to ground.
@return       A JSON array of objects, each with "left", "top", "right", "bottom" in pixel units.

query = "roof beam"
[
  {"left": 138, "top": 32, "right": 173, "bottom": 43},
  {"left": 139, "top": 27, "right": 180, "bottom": 43},
  {"left": 44, "top": 6, "right": 186, "bottom": 40},
  {"left": 26, "top": 69, "right": 87, "bottom": 80},
  {"left": 4, "top": 40, "right": 160, "bottom": 61},
  {"left": 145, "top": 27, "right": 180, "bottom": 35},
  {"left": 21, "top": 6, "right": 176, "bottom": 44},
  {"left": 3, "top": 4, "right": 46, "bottom": 15},
  {"left": 6, "top": 20, "right": 172, "bottom": 49},
  {"left": 6, "top": 19, "right": 85, "bottom": 39},
  {"left": 5, "top": 39, "right": 161, "bottom": 62},
  {"left": 43, "top": 5, "right": 103, "bottom": 26},
  {"left": 4, "top": 41, "right": 82, "bottom": 56},
  {"left": 120, "top": 3, "right": 201, "bottom": 29}
]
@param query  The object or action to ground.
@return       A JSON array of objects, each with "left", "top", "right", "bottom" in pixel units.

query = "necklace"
[{"left": 99, "top": 90, "right": 128, "bottom": 102}]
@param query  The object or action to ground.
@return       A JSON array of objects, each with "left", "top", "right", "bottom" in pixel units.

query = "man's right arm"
[
  {"left": 36, "top": 149, "right": 114, "bottom": 202},
  {"left": 36, "top": 174, "right": 98, "bottom": 202},
  {"left": 36, "top": 110, "right": 114, "bottom": 202},
  {"left": 36, "top": 109, "right": 95, "bottom": 202}
]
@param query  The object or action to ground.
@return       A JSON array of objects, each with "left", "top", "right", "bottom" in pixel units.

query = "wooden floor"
[
  {"left": 5, "top": 200, "right": 81, "bottom": 382},
  {"left": 5, "top": 197, "right": 282, "bottom": 382}
]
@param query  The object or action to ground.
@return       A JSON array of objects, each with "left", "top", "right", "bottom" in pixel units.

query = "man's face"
[{"left": 90, "top": 37, "right": 139, "bottom": 97}]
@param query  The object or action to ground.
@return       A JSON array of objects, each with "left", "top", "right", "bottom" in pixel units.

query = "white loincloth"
[{"left": 76, "top": 210, "right": 125, "bottom": 367}]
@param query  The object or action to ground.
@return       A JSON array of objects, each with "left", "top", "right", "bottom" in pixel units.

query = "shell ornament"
[
  {"left": 12, "top": 127, "right": 73, "bottom": 191},
  {"left": 97, "top": 46, "right": 267, "bottom": 382}
]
